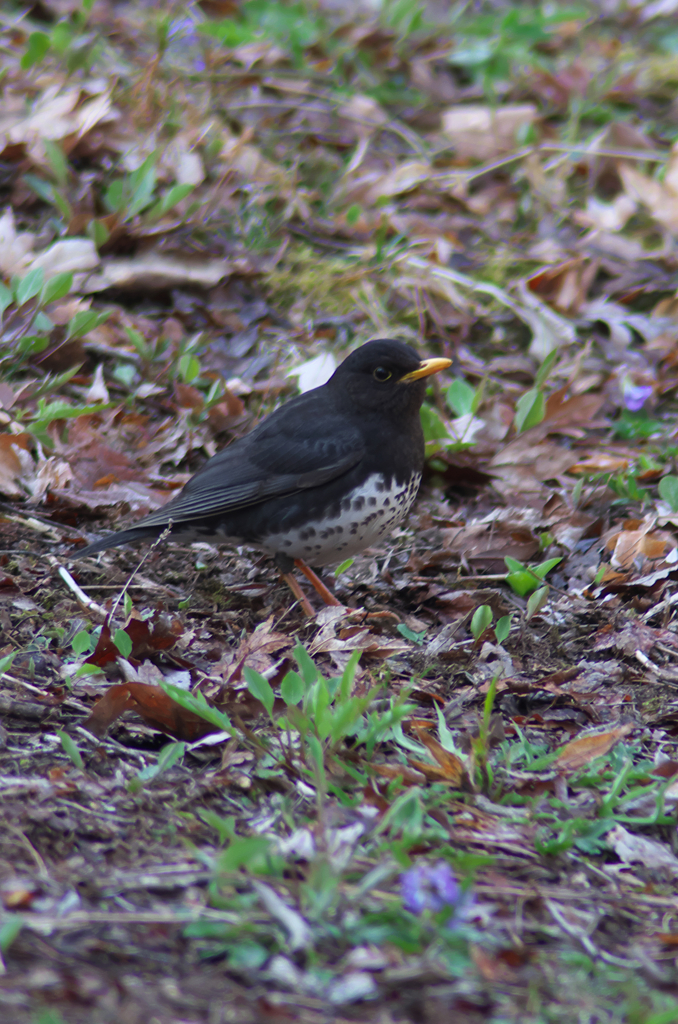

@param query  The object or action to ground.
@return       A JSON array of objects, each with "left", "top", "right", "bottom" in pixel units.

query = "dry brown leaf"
[
  {"left": 86, "top": 614, "right": 183, "bottom": 669},
  {"left": 29, "top": 238, "right": 99, "bottom": 279},
  {"left": 31, "top": 457, "right": 74, "bottom": 503},
  {"left": 440, "top": 515, "right": 540, "bottom": 569},
  {"left": 440, "top": 104, "right": 536, "bottom": 160},
  {"left": 361, "top": 160, "right": 432, "bottom": 204},
  {"left": 366, "top": 763, "right": 426, "bottom": 785},
  {"left": 569, "top": 454, "right": 630, "bottom": 474},
  {"left": 619, "top": 153, "right": 678, "bottom": 236},
  {"left": 573, "top": 194, "right": 637, "bottom": 233},
  {"left": 337, "top": 94, "right": 388, "bottom": 133},
  {"left": 219, "top": 616, "right": 293, "bottom": 685},
  {"left": 0, "top": 84, "right": 117, "bottom": 163},
  {"left": 413, "top": 725, "right": 467, "bottom": 786},
  {"left": 607, "top": 824, "right": 678, "bottom": 874},
  {"left": 552, "top": 723, "right": 635, "bottom": 772},
  {"left": 0, "top": 207, "right": 35, "bottom": 276},
  {"left": 0, "top": 434, "right": 30, "bottom": 498},
  {"left": 163, "top": 134, "right": 205, "bottom": 186},
  {"left": 81, "top": 254, "right": 234, "bottom": 293},
  {"left": 85, "top": 682, "right": 217, "bottom": 741},
  {"left": 528, "top": 257, "right": 599, "bottom": 315},
  {"left": 490, "top": 432, "right": 579, "bottom": 493},
  {"left": 602, "top": 514, "right": 675, "bottom": 571},
  {"left": 542, "top": 389, "right": 605, "bottom": 433}
]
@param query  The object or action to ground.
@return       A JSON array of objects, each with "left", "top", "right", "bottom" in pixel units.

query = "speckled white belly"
[{"left": 261, "top": 472, "right": 421, "bottom": 566}]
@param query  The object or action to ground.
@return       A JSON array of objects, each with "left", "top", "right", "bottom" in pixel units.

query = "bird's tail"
[{"left": 77, "top": 526, "right": 162, "bottom": 558}]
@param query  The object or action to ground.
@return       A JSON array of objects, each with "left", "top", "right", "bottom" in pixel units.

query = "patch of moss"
[{"left": 264, "top": 243, "right": 375, "bottom": 316}]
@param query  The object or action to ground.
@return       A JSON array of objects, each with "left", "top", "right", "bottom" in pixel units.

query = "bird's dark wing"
[
  {"left": 78, "top": 398, "right": 366, "bottom": 558},
  {"left": 138, "top": 398, "right": 364, "bottom": 528}
]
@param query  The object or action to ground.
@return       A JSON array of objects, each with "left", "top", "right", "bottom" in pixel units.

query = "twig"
[
  {"left": 108, "top": 520, "right": 174, "bottom": 621},
  {"left": 643, "top": 590, "right": 678, "bottom": 622},
  {"left": 46, "top": 557, "right": 108, "bottom": 621},
  {"left": 635, "top": 649, "right": 678, "bottom": 685}
]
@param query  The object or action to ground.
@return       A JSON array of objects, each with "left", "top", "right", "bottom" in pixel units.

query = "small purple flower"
[
  {"left": 622, "top": 378, "right": 654, "bottom": 412},
  {"left": 401, "top": 860, "right": 460, "bottom": 917}
]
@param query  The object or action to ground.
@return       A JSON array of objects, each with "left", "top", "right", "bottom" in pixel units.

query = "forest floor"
[{"left": 4, "top": 1, "right": 678, "bottom": 1021}]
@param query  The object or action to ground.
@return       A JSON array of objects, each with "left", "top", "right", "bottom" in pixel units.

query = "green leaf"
[
  {"left": 293, "top": 643, "right": 318, "bottom": 689},
  {"left": 495, "top": 615, "right": 511, "bottom": 645},
  {"left": 376, "top": 787, "right": 423, "bottom": 838},
  {"left": 149, "top": 183, "right": 195, "bottom": 219},
  {"left": 31, "top": 398, "right": 109, "bottom": 423},
  {"left": 0, "top": 282, "right": 12, "bottom": 318},
  {"left": 113, "top": 629, "right": 133, "bottom": 658},
  {"left": 470, "top": 604, "right": 493, "bottom": 640},
  {"left": 219, "top": 836, "right": 275, "bottom": 873},
  {"left": 199, "top": 18, "right": 257, "bottom": 47},
  {"left": 659, "top": 475, "right": 678, "bottom": 513},
  {"left": 112, "top": 363, "right": 137, "bottom": 388},
  {"left": 137, "top": 741, "right": 186, "bottom": 781},
  {"left": 306, "top": 733, "right": 326, "bottom": 783},
  {"left": 534, "top": 348, "right": 558, "bottom": 390},
  {"left": 504, "top": 556, "right": 525, "bottom": 574},
  {"left": 15, "top": 267, "right": 45, "bottom": 307},
  {"left": 309, "top": 677, "right": 331, "bottom": 738},
  {"left": 0, "top": 914, "right": 23, "bottom": 953},
  {"left": 43, "top": 139, "right": 70, "bottom": 186},
  {"left": 57, "top": 729, "right": 84, "bottom": 770},
  {"left": 0, "top": 652, "right": 16, "bottom": 678},
  {"left": 420, "top": 403, "right": 450, "bottom": 441},
  {"left": 74, "top": 663, "right": 104, "bottom": 676},
  {"left": 178, "top": 353, "right": 200, "bottom": 383},
  {"left": 243, "top": 666, "right": 275, "bottom": 717},
  {"left": 21, "top": 31, "right": 51, "bottom": 69},
  {"left": 71, "top": 629, "right": 93, "bottom": 655},
  {"left": 534, "top": 556, "right": 562, "bottom": 579},
  {"left": 89, "top": 218, "right": 111, "bottom": 248},
  {"left": 51, "top": 20, "right": 73, "bottom": 54},
  {"left": 334, "top": 557, "right": 354, "bottom": 577},
  {"left": 526, "top": 586, "right": 549, "bottom": 619},
  {"left": 127, "top": 154, "right": 157, "bottom": 217},
  {"left": 198, "top": 809, "right": 235, "bottom": 845},
  {"left": 397, "top": 623, "right": 427, "bottom": 645},
  {"left": 339, "top": 648, "right": 362, "bottom": 703},
  {"left": 446, "top": 378, "right": 476, "bottom": 417},
  {"left": 506, "top": 570, "right": 539, "bottom": 597},
  {"left": 104, "top": 179, "right": 124, "bottom": 214},
  {"left": 280, "top": 670, "right": 305, "bottom": 707},
  {"left": 32, "top": 311, "right": 53, "bottom": 333},
  {"left": 329, "top": 694, "right": 372, "bottom": 745},
  {"left": 514, "top": 388, "right": 545, "bottom": 432},
  {"left": 161, "top": 681, "right": 234, "bottom": 734},
  {"left": 42, "top": 272, "right": 73, "bottom": 305},
  {"left": 66, "top": 309, "right": 110, "bottom": 338},
  {"left": 23, "top": 174, "right": 55, "bottom": 204}
]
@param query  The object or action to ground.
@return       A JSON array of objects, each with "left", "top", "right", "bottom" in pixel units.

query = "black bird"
[{"left": 78, "top": 340, "right": 451, "bottom": 610}]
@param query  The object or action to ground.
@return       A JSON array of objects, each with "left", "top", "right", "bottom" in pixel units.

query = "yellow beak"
[{"left": 400, "top": 356, "right": 452, "bottom": 383}]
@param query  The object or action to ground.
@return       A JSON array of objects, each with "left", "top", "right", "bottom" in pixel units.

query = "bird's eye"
[{"left": 373, "top": 367, "right": 392, "bottom": 382}]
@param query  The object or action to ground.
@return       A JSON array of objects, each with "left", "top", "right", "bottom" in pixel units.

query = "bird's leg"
[
  {"left": 274, "top": 552, "right": 342, "bottom": 614},
  {"left": 294, "top": 559, "right": 343, "bottom": 607},
  {"left": 280, "top": 571, "right": 316, "bottom": 617}
]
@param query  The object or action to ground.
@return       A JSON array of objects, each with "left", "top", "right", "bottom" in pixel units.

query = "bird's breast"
[{"left": 258, "top": 471, "right": 422, "bottom": 566}]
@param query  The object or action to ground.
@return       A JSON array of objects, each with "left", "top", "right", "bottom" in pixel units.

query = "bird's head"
[{"left": 331, "top": 339, "right": 451, "bottom": 414}]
